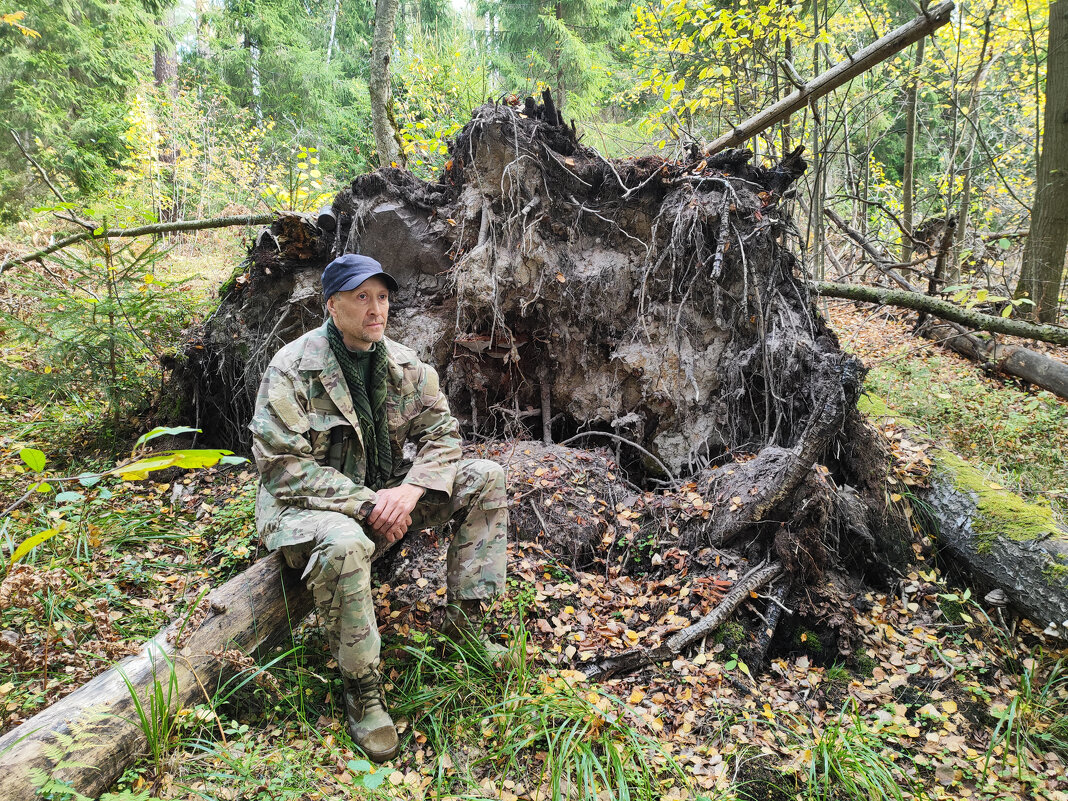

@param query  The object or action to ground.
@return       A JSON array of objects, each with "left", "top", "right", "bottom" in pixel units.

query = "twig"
[
  {"left": 527, "top": 499, "right": 551, "bottom": 537},
  {"left": 560, "top": 431, "right": 676, "bottom": 481},
  {"left": 823, "top": 208, "right": 918, "bottom": 292},
  {"left": 9, "top": 129, "right": 68, "bottom": 204}
]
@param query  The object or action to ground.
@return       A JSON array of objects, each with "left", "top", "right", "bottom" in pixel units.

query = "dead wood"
[
  {"left": 917, "top": 319, "right": 1068, "bottom": 400},
  {"left": 0, "top": 552, "right": 313, "bottom": 801},
  {"left": 2, "top": 213, "right": 277, "bottom": 272},
  {"left": 160, "top": 95, "right": 936, "bottom": 687},
  {"left": 580, "top": 561, "right": 784, "bottom": 681},
  {"left": 863, "top": 398, "right": 1068, "bottom": 639},
  {"left": 705, "top": 1, "right": 954, "bottom": 155},
  {"left": 812, "top": 281, "right": 1068, "bottom": 347}
]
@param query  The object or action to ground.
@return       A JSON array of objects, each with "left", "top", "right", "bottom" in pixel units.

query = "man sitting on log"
[{"left": 248, "top": 253, "right": 510, "bottom": 762}]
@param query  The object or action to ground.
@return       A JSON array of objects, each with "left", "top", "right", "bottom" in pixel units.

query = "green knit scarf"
[{"left": 326, "top": 320, "right": 393, "bottom": 490}]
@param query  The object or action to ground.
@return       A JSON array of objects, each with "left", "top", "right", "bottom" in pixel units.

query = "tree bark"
[
  {"left": 811, "top": 280, "right": 1068, "bottom": 346},
  {"left": 705, "top": 1, "right": 954, "bottom": 155},
  {"left": 369, "top": 0, "right": 405, "bottom": 168},
  {"left": 1016, "top": 0, "right": 1068, "bottom": 324},
  {"left": 326, "top": 0, "right": 341, "bottom": 64},
  {"left": 918, "top": 319, "right": 1068, "bottom": 400},
  {"left": 860, "top": 396, "right": 1068, "bottom": 638},
  {"left": 0, "top": 553, "right": 313, "bottom": 801},
  {"left": 153, "top": 9, "right": 179, "bottom": 98},
  {"left": 901, "top": 36, "right": 925, "bottom": 264}
]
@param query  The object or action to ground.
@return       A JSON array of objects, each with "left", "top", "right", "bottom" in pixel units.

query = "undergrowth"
[{"left": 863, "top": 346, "right": 1068, "bottom": 515}]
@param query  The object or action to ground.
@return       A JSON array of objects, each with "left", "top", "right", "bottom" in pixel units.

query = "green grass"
[
  {"left": 793, "top": 700, "right": 914, "bottom": 801},
  {"left": 391, "top": 628, "right": 689, "bottom": 801},
  {"left": 864, "top": 349, "right": 1068, "bottom": 515},
  {"left": 116, "top": 648, "right": 182, "bottom": 780},
  {"left": 985, "top": 653, "right": 1068, "bottom": 777}
]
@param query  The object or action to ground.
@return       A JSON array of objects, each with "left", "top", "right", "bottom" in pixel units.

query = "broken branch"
[{"left": 706, "top": 1, "right": 954, "bottom": 155}]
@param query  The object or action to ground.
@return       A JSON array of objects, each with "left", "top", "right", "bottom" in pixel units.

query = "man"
[{"left": 249, "top": 253, "right": 509, "bottom": 763}]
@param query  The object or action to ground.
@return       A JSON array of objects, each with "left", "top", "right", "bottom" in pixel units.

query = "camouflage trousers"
[{"left": 277, "top": 459, "right": 508, "bottom": 677}]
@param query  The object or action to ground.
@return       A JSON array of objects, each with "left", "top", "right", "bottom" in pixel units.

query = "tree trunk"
[
  {"left": 704, "top": 1, "right": 953, "bottom": 155},
  {"left": 326, "top": 0, "right": 341, "bottom": 64},
  {"left": 1016, "top": 0, "right": 1068, "bottom": 324},
  {"left": 918, "top": 319, "right": 1068, "bottom": 400},
  {"left": 369, "top": 0, "right": 404, "bottom": 168},
  {"left": 248, "top": 34, "right": 263, "bottom": 126},
  {"left": 860, "top": 396, "right": 1068, "bottom": 637},
  {"left": 0, "top": 553, "right": 313, "bottom": 801},
  {"left": 153, "top": 10, "right": 179, "bottom": 98},
  {"left": 901, "top": 36, "right": 925, "bottom": 264},
  {"left": 950, "top": 15, "right": 994, "bottom": 285}
]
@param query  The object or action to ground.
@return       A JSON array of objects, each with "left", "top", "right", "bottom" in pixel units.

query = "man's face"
[{"left": 326, "top": 276, "right": 390, "bottom": 351}]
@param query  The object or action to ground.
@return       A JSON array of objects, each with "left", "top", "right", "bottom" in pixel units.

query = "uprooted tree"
[
  {"left": 3, "top": 93, "right": 1067, "bottom": 801},
  {"left": 169, "top": 91, "right": 1067, "bottom": 632}
]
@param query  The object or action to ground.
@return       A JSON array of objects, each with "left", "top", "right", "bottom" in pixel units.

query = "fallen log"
[
  {"left": 580, "top": 562, "right": 785, "bottom": 681},
  {"left": 705, "top": 1, "right": 954, "bottom": 155},
  {"left": 917, "top": 319, "right": 1068, "bottom": 400},
  {"left": 812, "top": 280, "right": 1068, "bottom": 347},
  {"left": 860, "top": 395, "right": 1068, "bottom": 639},
  {"left": 0, "top": 552, "right": 312, "bottom": 801}
]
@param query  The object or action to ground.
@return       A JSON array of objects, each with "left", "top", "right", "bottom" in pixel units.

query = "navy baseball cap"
[{"left": 321, "top": 254, "right": 399, "bottom": 300}]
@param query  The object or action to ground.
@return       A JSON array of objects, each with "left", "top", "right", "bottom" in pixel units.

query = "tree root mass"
[{"left": 171, "top": 95, "right": 920, "bottom": 671}]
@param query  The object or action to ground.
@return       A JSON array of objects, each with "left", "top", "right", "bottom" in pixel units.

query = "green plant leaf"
[
  {"left": 998, "top": 238, "right": 1011, "bottom": 250},
  {"left": 347, "top": 759, "right": 372, "bottom": 773},
  {"left": 78, "top": 472, "right": 101, "bottom": 487},
  {"left": 55, "top": 491, "right": 84, "bottom": 503},
  {"left": 134, "top": 426, "right": 202, "bottom": 451},
  {"left": 361, "top": 770, "right": 388, "bottom": 789},
  {"left": 11, "top": 528, "right": 60, "bottom": 564},
  {"left": 19, "top": 448, "right": 46, "bottom": 472}
]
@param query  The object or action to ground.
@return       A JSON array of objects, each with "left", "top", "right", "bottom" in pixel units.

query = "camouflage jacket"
[{"left": 249, "top": 323, "right": 462, "bottom": 550}]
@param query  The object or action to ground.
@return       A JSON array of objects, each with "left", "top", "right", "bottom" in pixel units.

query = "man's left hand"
[{"left": 368, "top": 484, "right": 425, "bottom": 545}]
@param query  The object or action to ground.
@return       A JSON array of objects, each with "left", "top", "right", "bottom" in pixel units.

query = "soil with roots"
[{"left": 169, "top": 95, "right": 915, "bottom": 671}]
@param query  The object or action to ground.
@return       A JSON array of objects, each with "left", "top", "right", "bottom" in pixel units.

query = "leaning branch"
[
  {"left": 1, "top": 213, "right": 276, "bottom": 273},
  {"left": 811, "top": 280, "right": 1068, "bottom": 346},
  {"left": 823, "top": 208, "right": 920, "bottom": 292},
  {"left": 706, "top": 1, "right": 954, "bottom": 155}
]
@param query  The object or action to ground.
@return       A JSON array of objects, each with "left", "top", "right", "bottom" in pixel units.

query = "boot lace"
[{"left": 354, "top": 670, "right": 388, "bottom": 713}]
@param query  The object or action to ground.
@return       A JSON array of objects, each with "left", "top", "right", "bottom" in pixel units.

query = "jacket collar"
[{"left": 298, "top": 323, "right": 415, "bottom": 372}]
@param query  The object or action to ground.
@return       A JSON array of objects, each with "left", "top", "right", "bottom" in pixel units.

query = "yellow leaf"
[
  {"left": 628, "top": 689, "right": 645, "bottom": 705},
  {"left": 942, "top": 700, "right": 958, "bottom": 714},
  {"left": 11, "top": 528, "right": 60, "bottom": 565}
]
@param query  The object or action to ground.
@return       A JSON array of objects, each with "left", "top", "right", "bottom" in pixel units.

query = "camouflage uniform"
[{"left": 249, "top": 323, "right": 507, "bottom": 676}]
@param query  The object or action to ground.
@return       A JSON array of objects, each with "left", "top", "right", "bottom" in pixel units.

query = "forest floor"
[{"left": 0, "top": 297, "right": 1066, "bottom": 801}]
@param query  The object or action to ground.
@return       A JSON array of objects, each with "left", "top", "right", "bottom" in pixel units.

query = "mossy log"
[
  {"left": 0, "top": 553, "right": 312, "bottom": 801},
  {"left": 860, "top": 396, "right": 1068, "bottom": 638}
]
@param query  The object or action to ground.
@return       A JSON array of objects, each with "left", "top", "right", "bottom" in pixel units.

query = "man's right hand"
[{"left": 373, "top": 514, "right": 411, "bottom": 546}]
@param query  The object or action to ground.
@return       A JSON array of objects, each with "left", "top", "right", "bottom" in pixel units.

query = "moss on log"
[{"left": 859, "top": 394, "right": 1068, "bottom": 637}]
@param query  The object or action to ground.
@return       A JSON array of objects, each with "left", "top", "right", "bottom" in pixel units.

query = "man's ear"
[{"left": 325, "top": 295, "right": 335, "bottom": 319}]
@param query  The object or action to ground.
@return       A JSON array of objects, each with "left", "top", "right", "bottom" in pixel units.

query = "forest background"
[{"left": 0, "top": 1, "right": 1067, "bottom": 800}]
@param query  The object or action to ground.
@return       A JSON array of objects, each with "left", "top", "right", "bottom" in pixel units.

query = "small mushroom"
[{"left": 984, "top": 588, "right": 1008, "bottom": 608}]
